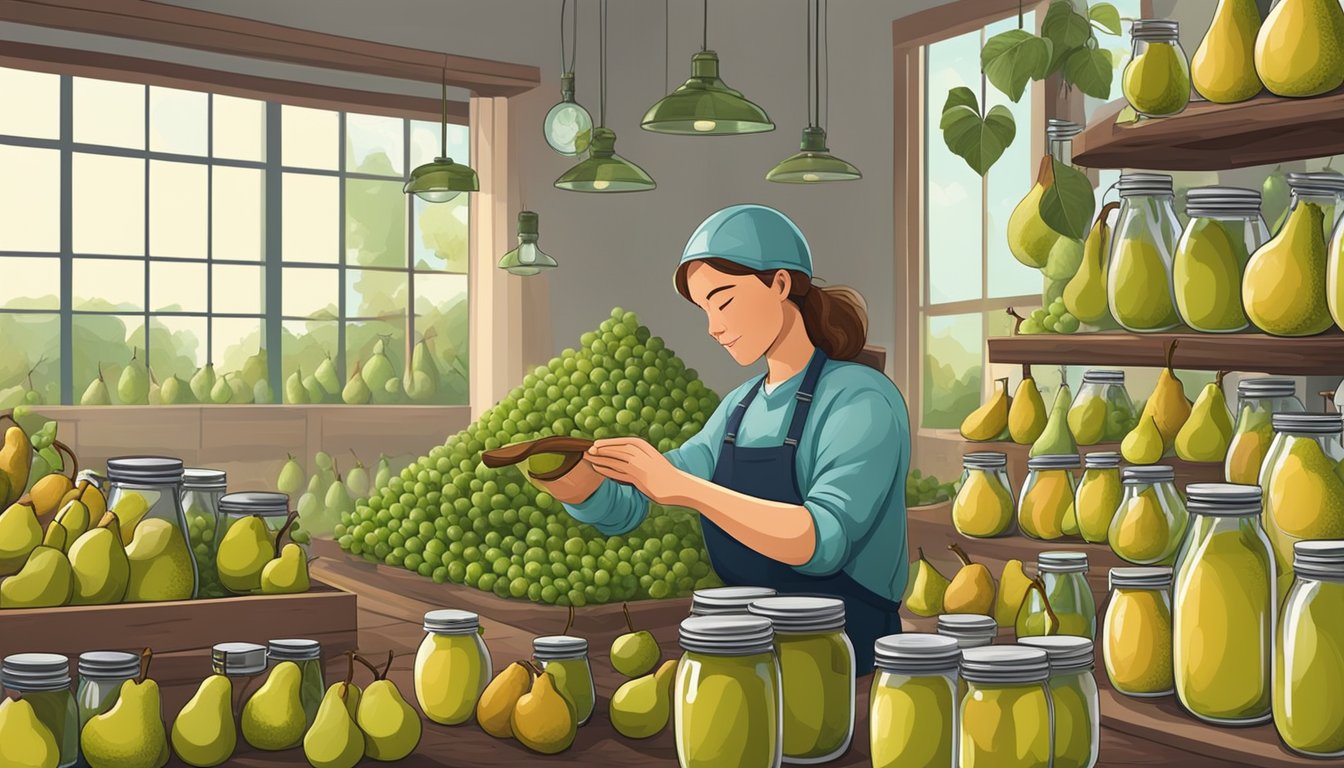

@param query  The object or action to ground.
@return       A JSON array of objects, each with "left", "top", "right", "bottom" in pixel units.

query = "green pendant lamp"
[
  {"left": 555, "top": 0, "right": 655, "bottom": 193},
  {"left": 767, "top": 0, "right": 860, "bottom": 183},
  {"left": 498, "top": 211, "right": 558, "bottom": 276},
  {"left": 405, "top": 64, "right": 480, "bottom": 202},
  {"left": 643, "top": 0, "right": 773, "bottom": 135}
]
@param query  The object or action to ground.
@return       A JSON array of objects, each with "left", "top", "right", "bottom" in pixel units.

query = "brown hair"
[{"left": 674, "top": 258, "right": 869, "bottom": 361}]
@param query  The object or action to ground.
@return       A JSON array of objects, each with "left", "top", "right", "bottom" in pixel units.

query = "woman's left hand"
[{"left": 585, "top": 437, "right": 685, "bottom": 505}]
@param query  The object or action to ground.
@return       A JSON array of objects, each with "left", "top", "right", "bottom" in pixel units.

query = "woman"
[{"left": 540, "top": 204, "right": 911, "bottom": 671}]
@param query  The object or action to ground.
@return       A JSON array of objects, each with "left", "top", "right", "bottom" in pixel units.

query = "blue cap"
[{"left": 680, "top": 204, "right": 812, "bottom": 277}]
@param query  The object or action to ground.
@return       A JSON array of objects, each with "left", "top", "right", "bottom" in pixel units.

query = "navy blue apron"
[{"left": 700, "top": 349, "right": 902, "bottom": 672}]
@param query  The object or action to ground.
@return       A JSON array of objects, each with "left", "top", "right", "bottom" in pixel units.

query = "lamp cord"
[
  {"left": 702, "top": 0, "right": 708, "bottom": 51},
  {"left": 824, "top": 0, "right": 829, "bottom": 131},
  {"left": 813, "top": 0, "right": 820, "bottom": 128},
  {"left": 664, "top": 0, "right": 669, "bottom": 92},
  {"left": 440, "top": 55, "right": 448, "bottom": 157},
  {"left": 805, "top": 0, "right": 813, "bottom": 129},
  {"left": 560, "top": 0, "right": 569, "bottom": 73},
  {"left": 600, "top": 0, "right": 607, "bottom": 127}
]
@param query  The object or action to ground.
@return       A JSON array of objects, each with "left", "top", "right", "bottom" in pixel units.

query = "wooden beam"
[
  {"left": 1, "top": 0, "right": 541, "bottom": 98},
  {"left": 988, "top": 331, "right": 1344, "bottom": 376}
]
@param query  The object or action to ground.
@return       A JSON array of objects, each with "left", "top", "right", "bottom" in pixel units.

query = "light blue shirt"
[{"left": 563, "top": 359, "right": 911, "bottom": 604}]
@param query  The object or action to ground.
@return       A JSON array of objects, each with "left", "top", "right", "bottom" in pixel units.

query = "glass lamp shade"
[
  {"left": 554, "top": 127, "right": 656, "bottom": 193},
  {"left": 498, "top": 212, "right": 558, "bottom": 276},
  {"left": 766, "top": 127, "right": 861, "bottom": 183},
  {"left": 642, "top": 51, "right": 774, "bottom": 135},
  {"left": 404, "top": 156, "right": 480, "bottom": 202},
  {"left": 544, "top": 73, "right": 594, "bottom": 156}
]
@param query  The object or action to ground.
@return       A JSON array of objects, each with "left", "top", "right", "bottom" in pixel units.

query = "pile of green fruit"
[
  {"left": 278, "top": 450, "right": 402, "bottom": 545},
  {"left": 906, "top": 469, "right": 958, "bottom": 508},
  {"left": 1019, "top": 299, "right": 1081, "bottom": 335},
  {"left": 336, "top": 308, "right": 724, "bottom": 606}
]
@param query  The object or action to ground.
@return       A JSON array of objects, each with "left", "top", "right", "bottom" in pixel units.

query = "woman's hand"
[
  {"left": 585, "top": 438, "right": 687, "bottom": 505},
  {"left": 531, "top": 459, "right": 604, "bottom": 504}
]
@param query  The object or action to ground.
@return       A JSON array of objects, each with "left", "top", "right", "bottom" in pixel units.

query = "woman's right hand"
[{"left": 532, "top": 458, "right": 604, "bottom": 504}]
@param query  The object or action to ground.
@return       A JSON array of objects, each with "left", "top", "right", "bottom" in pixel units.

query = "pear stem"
[
  {"left": 349, "top": 448, "right": 361, "bottom": 468},
  {"left": 381, "top": 650, "right": 394, "bottom": 680},
  {"left": 52, "top": 440, "right": 79, "bottom": 481},
  {"left": 275, "top": 510, "right": 299, "bottom": 557},
  {"left": 1036, "top": 154, "right": 1053, "bottom": 187},
  {"left": 1164, "top": 339, "right": 1179, "bottom": 371},
  {"left": 1321, "top": 390, "right": 1336, "bottom": 413},
  {"left": 996, "top": 377, "right": 1010, "bottom": 393},
  {"left": 352, "top": 653, "right": 382, "bottom": 681},
  {"left": 947, "top": 543, "right": 973, "bottom": 568},
  {"left": 622, "top": 602, "right": 634, "bottom": 634},
  {"left": 344, "top": 651, "right": 355, "bottom": 687},
  {"left": 136, "top": 647, "right": 153, "bottom": 685},
  {"left": 1028, "top": 576, "right": 1060, "bottom": 634},
  {"left": 1006, "top": 307, "right": 1026, "bottom": 336},
  {"left": 1096, "top": 201, "right": 1120, "bottom": 227},
  {"left": 523, "top": 659, "right": 545, "bottom": 677},
  {"left": 1216, "top": 370, "right": 1227, "bottom": 388},
  {"left": 562, "top": 604, "right": 575, "bottom": 636},
  {"left": 1022, "top": 363, "right": 1032, "bottom": 380}
]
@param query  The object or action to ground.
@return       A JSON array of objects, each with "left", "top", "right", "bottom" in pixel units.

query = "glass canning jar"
[
  {"left": 748, "top": 596, "right": 854, "bottom": 764},
  {"left": 936, "top": 614, "right": 997, "bottom": 651},
  {"left": 1246, "top": 176, "right": 1339, "bottom": 337},
  {"left": 676, "top": 615, "right": 782, "bottom": 768},
  {"left": 951, "top": 451, "right": 1014, "bottom": 539},
  {"left": 1108, "top": 172, "right": 1182, "bottom": 333},
  {"left": 869, "top": 634, "right": 960, "bottom": 768},
  {"left": 690, "top": 586, "right": 777, "bottom": 616},
  {"left": 1173, "top": 484, "right": 1274, "bottom": 725},
  {"left": 1275, "top": 540, "right": 1344, "bottom": 757},
  {"left": 1288, "top": 171, "right": 1344, "bottom": 238},
  {"left": 415, "top": 610, "right": 492, "bottom": 726},
  {"left": 1018, "top": 552, "right": 1096, "bottom": 640},
  {"left": 1122, "top": 19, "right": 1190, "bottom": 117},
  {"left": 181, "top": 468, "right": 227, "bottom": 599},
  {"left": 1225, "top": 377, "right": 1303, "bottom": 485},
  {"left": 1174, "top": 187, "right": 1267, "bottom": 333},
  {"left": 76, "top": 651, "right": 141, "bottom": 742},
  {"left": 1019, "top": 637, "right": 1099, "bottom": 768},
  {"left": 1102, "top": 567, "right": 1174, "bottom": 698},
  {"left": 218, "top": 490, "right": 297, "bottom": 556},
  {"left": 958, "top": 646, "right": 1054, "bottom": 768},
  {"left": 1068, "top": 371, "right": 1137, "bottom": 446},
  {"left": 104, "top": 456, "right": 197, "bottom": 601},
  {"left": 1109, "top": 466, "right": 1189, "bottom": 566},
  {"left": 267, "top": 639, "right": 324, "bottom": 730},
  {"left": 533, "top": 636, "right": 595, "bottom": 726},
  {"left": 2, "top": 653, "right": 77, "bottom": 768},
  {"left": 1076, "top": 452, "right": 1123, "bottom": 545},
  {"left": 1259, "top": 413, "right": 1344, "bottom": 602},
  {"left": 212, "top": 642, "right": 268, "bottom": 716},
  {"left": 1018, "top": 455, "right": 1081, "bottom": 541}
]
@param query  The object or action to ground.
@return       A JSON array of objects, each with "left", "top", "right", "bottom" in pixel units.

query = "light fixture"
[
  {"left": 404, "top": 62, "right": 480, "bottom": 202},
  {"left": 555, "top": 0, "right": 655, "bottom": 193},
  {"left": 768, "top": 0, "right": 860, "bottom": 183},
  {"left": 642, "top": 0, "right": 773, "bottom": 135},
  {"left": 543, "top": 0, "right": 593, "bottom": 156},
  {"left": 498, "top": 211, "right": 558, "bottom": 276}
]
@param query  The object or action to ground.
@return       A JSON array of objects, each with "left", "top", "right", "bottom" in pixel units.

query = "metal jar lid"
[
  {"left": 533, "top": 635, "right": 589, "bottom": 661},
  {"left": 1238, "top": 377, "right": 1297, "bottom": 398},
  {"left": 678, "top": 615, "right": 775, "bottom": 656},
  {"left": 1081, "top": 370, "right": 1124, "bottom": 385},
  {"left": 690, "top": 586, "right": 777, "bottom": 615},
  {"left": 1185, "top": 483, "right": 1262, "bottom": 516},
  {"left": 1130, "top": 19, "right": 1179, "bottom": 40},
  {"left": 1027, "top": 455, "right": 1081, "bottom": 471},
  {"left": 423, "top": 609, "right": 481, "bottom": 635},
  {"left": 936, "top": 614, "right": 998, "bottom": 649},
  {"left": 1121, "top": 465, "right": 1175, "bottom": 484},
  {"left": 267, "top": 639, "right": 321, "bottom": 662},
  {"left": 1118, "top": 172, "right": 1174, "bottom": 197},
  {"left": 1046, "top": 119, "right": 1082, "bottom": 141},
  {"left": 1287, "top": 171, "right": 1344, "bottom": 197},
  {"left": 1083, "top": 452, "right": 1122, "bottom": 470},
  {"left": 1271, "top": 413, "right": 1343, "bottom": 435},
  {"left": 960, "top": 646, "right": 1051, "bottom": 684},
  {"left": 183, "top": 468, "right": 227, "bottom": 492},
  {"left": 219, "top": 491, "right": 290, "bottom": 517},
  {"left": 874, "top": 633, "right": 960, "bottom": 674},
  {"left": 1294, "top": 540, "right": 1344, "bottom": 580},
  {"left": 212, "top": 642, "right": 267, "bottom": 676},
  {"left": 106, "top": 457, "right": 185, "bottom": 485},
  {"left": 1, "top": 653, "right": 71, "bottom": 691},
  {"left": 77, "top": 651, "right": 142, "bottom": 681},
  {"left": 1185, "top": 186, "right": 1262, "bottom": 217},
  {"left": 1018, "top": 636, "right": 1095, "bottom": 673},
  {"left": 1109, "top": 566, "right": 1173, "bottom": 590},
  {"left": 963, "top": 451, "right": 1008, "bottom": 470},
  {"left": 1038, "top": 551, "right": 1089, "bottom": 574},
  {"left": 747, "top": 596, "right": 846, "bottom": 633}
]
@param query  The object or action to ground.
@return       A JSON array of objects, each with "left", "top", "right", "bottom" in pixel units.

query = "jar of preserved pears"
[
  {"left": 749, "top": 597, "right": 854, "bottom": 764},
  {"left": 936, "top": 614, "right": 998, "bottom": 650},
  {"left": 212, "top": 642, "right": 268, "bottom": 715},
  {"left": 1019, "top": 455, "right": 1080, "bottom": 541},
  {"left": 1174, "top": 187, "right": 1267, "bottom": 333},
  {"left": 3, "top": 654, "right": 77, "bottom": 768},
  {"left": 219, "top": 491, "right": 296, "bottom": 553},
  {"left": 1173, "top": 484, "right": 1274, "bottom": 725},
  {"left": 415, "top": 610, "right": 492, "bottom": 726},
  {"left": 677, "top": 615, "right": 782, "bottom": 768},
  {"left": 1109, "top": 466, "right": 1189, "bottom": 566},
  {"left": 1018, "top": 552, "right": 1096, "bottom": 639},
  {"left": 1260, "top": 413, "right": 1344, "bottom": 602},
  {"left": 105, "top": 456, "right": 197, "bottom": 601},
  {"left": 951, "top": 452, "right": 1014, "bottom": 539},
  {"left": 870, "top": 634, "right": 960, "bottom": 768},
  {"left": 1225, "top": 377, "right": 1304, "bottom": 485},
  {"left": 1246, "top": 175, "right": 1340, "bottom": 337},
  {"left": 1276, "top": 540, "right": 1344, "bottom": 757},
  {"left": 1102, "top": 567, "right": 1174, "bottom": 698},
  {"left": 690, "top": 586, "right": 777, "bottom": 616},
  {"left": 76, "top": 651, "right": 141, "bottom": 738},
  {"left": 181, "top": 468, "right": 226, "bottom": 599},
  {"left": 1288, "top": 171, "right": 1344, "bottom": 236},
  {"left": 1019, "top": 637, "right": 1099, "bottom": 768},
  {"left": 1076, "top": 453, "right": 1122, "bottom": 545},
  {"left": 959, "top": 646, "right": 1054, "bottom": 768},
  {"left": 267, "top": 639, "right": 324, "bottom": 730},
  {"left": 533, "top": 636, "right": 595, "bottom": 726},
  {"left": 1122, "top": 20, "right": 1190, "bottom": 117},
  {"left": 1108, "top": 173, "right": 1182, "bottom": 333},
  {"left": 1068, "top": 372, "right": 1137, "bottom": 446}
]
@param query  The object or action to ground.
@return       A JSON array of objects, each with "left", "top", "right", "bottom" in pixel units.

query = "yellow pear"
[
  {"left": 1175, "top": 373, "right": 1235, "bottom": 462},
  {"left": 302, "top": 682, "right": 365, "bottom": 768},
  {"left": 0, "top": 500, "right": 42, "bottom": 576},
  {"left": 356, "top": 665, "right": 422, "bottom": 761},
  {"left": 1141, "top": 340, "right": 1192, "bottom": 447},
  {"left": 29, "top": 472, "right": 75, "bottom": 521},
  {"left": 69, "top": 512, "right": 131, "bottom": 605},
  {"left": 994, "top": 559, "right": 1032, "bottom": 627},
  {"left": 216, "top": 515, "right": 272, "bottom": 594},
  {"left": 0, "top": 544, "right": 73, "bottom": 608},
  {"left": 124, "top": 518, "right": 195, "bottom": 602},
  {"left": 82, "top": 652, "right": 168, "bottom": 768},
  {"left": 511, "top": 668, "right": 577, "bottom": 755},
  {"left": 1122, "top": 416, "right": 1165, "bottom": 465},
  {"left": 1193, "top": 0, "right": 1264, "bottom": 103},
  {"left": 171, "top": 674, "right": 235, "bottom": 767},
  {"left": 1244, "top": 200, "right": 1334, "bottom": 336},
  {"left": 476, "top": 661, "right": 535, "bottom": 738},
  {"left": 951, "top": 460, "right": 1015, "bottom": 538},
  {"left": 0, "top": 425, "right": 32, "bottom": 507},
  {"left": 904, "top": 547, "right": 951, "bottom": 617},
  {"left": 112, "top": 491, "right": 152, "bottom": 544},
  {"left": 260, "top": 543, "right": 309, "bottom": 594},
  {"left": 54, "top": 499, "right": 89, "bottom": 552},
  {"left": 241, "top": 661, "right": 305, "bottom": 751},
  {"left": 1110, "top": 486, "right": 1176, "bottom": 565},
  {"left": 943, "top": 543, "right": 996, "bottom": 616},
  {"left": 1007, "top": 157, "right": 1065, "bottom": 268},
  {"left": 1068, "top": 394, "right": 1108, "bottom": 446},
  {"left": 610, "top": 659, "right": 677, "bottom": 739},
  {"left": 1008, "top": 364, "right": 1048, "bottom": 445},
  {"left": 960, "top": 378, "right": 1010, "bottom": 442},
  {"left": 0, "top": 697, "right": 59, "bottom": 768},
  {"left": 1254, "top": 0, "right": 1344, "bottom": 97},
  {"left": 1076, "top": 455, "right": 1123, "bottom": 544},
  {"left": 1063, "top": 202, "right": 1117, "bottom": 323}
]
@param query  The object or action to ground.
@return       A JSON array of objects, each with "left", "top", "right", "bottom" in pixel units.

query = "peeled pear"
[
  {"left": 82, "top": 667, "right": 168, "bottom": 768},
  {"left": 1193, "top": 0, "right": 1264, "bottom": 103},
  {"left": 241, "top": 661, "right": 306, "bottom": 751},
  {"left": 69, "top": 512, "right": 130, "bottom": 605},
  {"left": 171, "top": 674, "right": 236, "bottom": 767},
  {"left": 904, "top": 547, "right": 951, "bottom": 617},
  {"left": 1007, "top": 156, "right": 1065, "bottom": 268},
  {"left": 216, "top": 515, "right": 272, "bottom": 594},
  {"left": 960, "top": 378, "right": 1010, "bottom": 442},
  {"left": 1175, "top": 373, "right": 1235, "bottom": 462},
  {"left": 611, "top": 604, "right": 661, "bottom": 677},
  {"left": 1246, "top": 200, "right": 1334, "bottom": 336},
  {"left": 0, "top": 543, "right": 73, "bottom": 608},
  {"left": 303, "top": 683, "right": 365, "bottom": 768},
  {"left": 476, "top": 661, "right": 535, "bottom": 738},
  {"left": 511, "top": 669, "right": 577, "bottom": 755},
  {"left": 1008, "top": 364, "right": 1048, "bottom": 445},
  {"left": 943, "top": 543, "right": 996, "bottom": 616},
  {"left": 357, "top": 675, "right": 422, "bottom": 761},
  {"left": 994, "top": 559, "right": 1032, "bottom": 628},
  {"left": 0, "top": 500, "right": 43, "bottom": 576},
  {"left": 610, "top": 659, "right": 677, "bottom": 739},
  {"left": 1029, "top": 381, "right": 1076, "bottom": 458},
  {"left": 1063, "top": 202, "right": 1117, "bottom": 323},
  {"left": 0, "top": 697, "right": 59, "bottom": 768},
  {"left": 1122, "top": 415, "right": 1166, "bottom": 465},
  {"left": 1254, "top": 0, "right": 1344, "bottom": 97}
]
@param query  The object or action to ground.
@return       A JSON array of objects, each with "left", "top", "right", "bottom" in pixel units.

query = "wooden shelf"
[
  {"left": 1073, "top": 88, "right": 1344, "bottom": 171},
  {"left": 988, "top": 330, "right": 1344, "bottom": 376}
]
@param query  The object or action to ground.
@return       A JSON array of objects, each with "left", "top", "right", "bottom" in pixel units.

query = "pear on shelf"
[
  {"left": 961, "top": 378, "right": 1011, "bottom": 442},
  {"left": 1006, "top": 359, "right": 1047, "bottom": 446},
  {"left": 241, "top": 660, "right": 306, "bottom": 751},
  {"left": 216, "top": 515, "right": 272, "bottom": 594},
  {"left": 610, "top": 659, "right": 677, "bottom": 739},
  {"left": 1122, "top": 415, "right": 1166, "bottom": 465},
  {"left": 1175, "top": 371, "right": 1235, "bottom": 462},
  {"left": 1192, "top": 0, "right": 1264, "bottom": 103},
  {"left": 303, "top": 653, "right": 365, "bottom": 768},
  {"left": 1063, "top": 203, "right": 1118, "bottom": 324},
  {"left": 476, "top": 661, "right": 535, "bottom": 738},
  {"left": 68, "top": 512, "right": 131, "bottom": 605},
  {"left": 1, "top": 526, "right": 73, "bottom": 608},
  {"left": 1138, "top": 340, "right": 1192, "bottom": 450},
  {"left": 0, "top": 499, "right": 42, "bottom": 576},
  {"left": 171, "top": 670, "right": 236, "bottom": 767},
  {"left": 259, "top": 511, "right": 310, "bottom": 595},
  {"left": 511, "top": 662, "right": 577, "bottom": 755},
  {"left": 904, "top": 547, "right": 951, "bottom": 617},
  {"left": 994, "top": 559, "right": 1033, "bottom": 628},
  {"left": 355, "top": 651, "right": 422, "bottom": 761},
  {"left": 1030, "top": 371, "right": 1077, "bottom": 458},
  {"left": 943, "top": 543, "right": 996, "bottom": 616},
  {"left": 82, "top": 648, "right": 168, "bottom": 768},
  {"left": 611, "top": 603, "right": 661, "bottom": 677}
]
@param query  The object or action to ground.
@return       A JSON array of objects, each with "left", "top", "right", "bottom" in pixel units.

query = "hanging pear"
[
  {"left": 1063, "top": 203, "right": 1117, "bottom": 324},
  {"left": 1007, "top": 156, "right": 1065, "bottom": 269},
  {"left": 117, "top": 348, "right": 150, "bottom": 404}
]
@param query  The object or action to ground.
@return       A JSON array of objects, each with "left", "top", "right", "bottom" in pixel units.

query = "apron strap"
[
  {"left": 784, "top": 349, "right": 828, "bottom": 447},
  {"left": 722, "top": 376, "right": 765, "bottom": 445}
]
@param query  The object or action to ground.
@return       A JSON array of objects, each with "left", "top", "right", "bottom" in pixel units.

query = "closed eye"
[{"left": 718, "top": 298, "right": 734, "bottom": 311}]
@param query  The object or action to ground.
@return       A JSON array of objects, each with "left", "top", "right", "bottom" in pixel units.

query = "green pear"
[
  {"left": 69, "top": 512, "right": 130, "bottom": 605},
  {"left": 0, "top": 500, "right": 42, "bottom": 576},
  {"left": 374, "top": 454, "right": 391, "bottom": 489},
  {"left": 315, "top": 355, "right": 341, "bottom": 397},
  {"left": 226, "top": 374, "right": 253, "bottom": 405},
  {"left": 314, "top": 451, "right": 334, "bottom": 472},
  {"left": 610, "top": 604, "right": 660, "bottom": 677},
  {"left": 1175, "top": 374, "right": 1235, "bottom": 462},
  {"left": 361, "top": 342, "right": 396, "bottom": 397},
  {"left": 260, "top": 543, "right": 309, "bottom": 594},
  {"left": 341, "top": 363, "right": 372, "bottom": 405},
  {"left": 189, "top": 363, "right": 217, "bottom": 403},
  {"left": 1029, "top": 383, "right": 1076, "bottom": 458},
  {"left": 241, "top": 350, "right": 267, "bottom": 388},
  {"left": 276, "top": 455, "right": 304, "bottom": 496},
  {"left": 345, "top": 454, "right": 369, "bottom": 498},
  {"left": 1122, "top": 415, "right": 1166, "bottom": 465},
  {"left": 302, "top": 683, "right": 365, "bottom": 768},
  {"left": 306, "top": 474, "right": 324, "bottom": 497},
  {"left": 124, "top": 518, "right": 195, "bottom": 602},
  {"left": 117, "top": 349, "right": 150, "bottom": 405},
  {"left": 325, "top": 478, "right": 353, "bottom": 520},
  {"left": 284, "top": 370, "right": 309, "bottom": 405},
  {"left": 160, "top": 375, "right": 194, "bottom": 405},
  {"left": 356, "top": 677, "right": 421, "bottom": 761},
  {"left": 216, "top": 516, "right": 272, "bottom": 594},
  {"left": 252, "top": 379, "right": 273, "bottom": 404},
  {"left": 378, "top": 377, "right": 403, "bottom": 404},
  {"left": 303, "top": 374, "right": 325, "bottom": 405},
  {"left": 80, "top": 366, "right": 111, "bottom": 406},
  {"left": 904, "top": 546, "right": 950, "bottom": 617},
  {"left": 609, "top": 659, "right": 677, "bottom": 739},
  {"left": 241, "top": 661, "right": 305, "bottom": 751},
  {"left": 209, "top": 375, "right": 232, "bottom": 405},
  {"left": 55, "top": 499, "right": 90, "bottom": 550},
  {"left": 0, "top": 544, "right": 73, "bottom": 608},
  {"left": 171, "top": 674, "right": 235, "bottom": 767},
  {"left": 82, "top": 675, "right": 168, "bottom": 768},
  {"left": 0, "top": 697, "right": 59, "bottom": 768}
]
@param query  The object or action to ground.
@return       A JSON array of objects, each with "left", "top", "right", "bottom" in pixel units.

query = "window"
[{"left": 0, "top": 67, "right": 469, "bottom": 406}]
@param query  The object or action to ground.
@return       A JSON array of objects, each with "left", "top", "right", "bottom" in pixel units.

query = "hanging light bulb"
[
  {"left": 405, "top": 64, "right": 480, "bottom": 202},
  {"left": 543, "top": 1, "right": 594, "bottom": 156},
  {"left": 498, "top": 211, "right": 558, "bottom": 276}
]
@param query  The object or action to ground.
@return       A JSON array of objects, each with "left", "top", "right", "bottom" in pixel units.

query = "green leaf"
[
  {"left": 1040, "top": 159, "right": 1096, "bottom": 240},
  {"left": 939, "top": 88, "right": 1017, "bottom": 176},
  {"left": 1088, "top": 3, "right": 1123, "bottom": 35},
  {"left": 38, "top": 446, "right": 61, "bottom": 473},
  {"left": 1042, "top": 1, "right": 1093, "bottom": 73},
  {"left": 981, "top": 30, "right": 1053, "bottom": 102},
  {"left": 1064, "top": 47, "right": 1114, "bottom": 98}
]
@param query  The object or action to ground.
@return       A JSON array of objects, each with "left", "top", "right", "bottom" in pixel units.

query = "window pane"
[
  {"left": 0, "top": 256, "right": 60, "bottom": 310},
  {"left": 212, "top": 166, "right": 264, "bottom": 261},
  {"left": 346, "top": 319, "right": 406, "bottom": 403},
  {"left": 0, "top": 67, "right": 59, "bottom": 139},
  {"left": 73, "top": 77, "right": 144, "bottom": 149},
  {"left": 72, "top": 315, "right": 144, "bottom": 403},
  {"left": 213, "top": 318, "right": 265, "bottom": 381},
  {"left": 148, "top": 316, "right": 206, "bottom": 382},
  {"left": 150, "top": 260, "right": 207, "bottom": 312},
  {"left": 282, "top": 173, "right": 338, "bottom": 263},
  {"left": 73, "top": 153, "right": 145, "bottom": 256},
  {"left": 0, "top": 314, "right": 60, "bottom": 406},
  {"left": 74, "top": 258, "right": 143, "bottom": 312},
  {"left": 413, "top": 272, "right": 468, "bottom": 317},
  {"left": 149, "top": 86, "right": 207, "bottom": 156},
  {"left": 281, "top": 105, "right": 338, "bottom": 170},
  {"left": 346, "top": 179, "right": 406, "bottom": 268},
  {"left": 347, "top": 269, "right": 407, "bottom": 319},
  {"left": 923, "top": 313, "right": 983, "bottom": 429},
  {"left": 347, "top": 113, "right": 404, "bottom": 175},
  {"left": 413, "top": 196, "right": 469, "bottom": 272},
  {"left": 984, "top": 16, "right": 1041, "bottom": 300},
  {"left": 0, "top": 146, "right": 60, "bottom": 252},
  {"left": 213, "top": 94, "right": 265, "bottom": 162},
  {"left": 213, "top": 264, "right": 264, "bottom": 315},
  {"left": 282, "top": 267, "right": 338, "bottom": 319},
  {"left": 1084, "top": 0, "right": 1142, "bottom": 123},
  {"left": 150, "top": 160, "right": 207, "bottom": 259},
  {"left": 411, "top": 120, "right": 468, "bottom": 169},
  {"left": 281, "top": 320, "right": 338, "bottom": 402},
  {"left": 924, "top": 31, "right": 983, "bottom": 305},
  {"left": 416, "top": 288, "right": 469, "bottom": 405}
]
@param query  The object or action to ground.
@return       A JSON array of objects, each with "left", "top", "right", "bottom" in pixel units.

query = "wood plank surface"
[{"left": 987, "top": 330, "right": 1344, "bottom": 376}]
